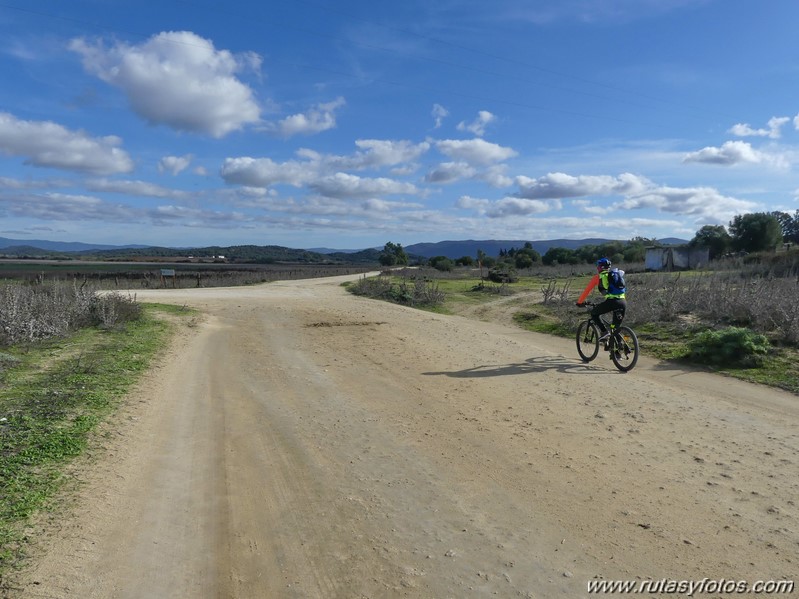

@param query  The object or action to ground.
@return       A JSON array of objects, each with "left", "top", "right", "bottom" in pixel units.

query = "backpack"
[{"left": 607, "top": 267, "right": 626, "bottom": 295}]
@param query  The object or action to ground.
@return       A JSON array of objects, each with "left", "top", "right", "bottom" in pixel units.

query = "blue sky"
[{"left": 1, "top": 0, "right": 798, "bottom": 250}]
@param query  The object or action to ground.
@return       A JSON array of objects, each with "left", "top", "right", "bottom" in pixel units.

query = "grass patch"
[
  {"left": 0, "top": 304, "right": 184, "bottom": 576},
  {"left": 511, "top": 302, "right": 799, "bottom": 394},
  {"left": 353, "top": 270, "right": 799, "bottom": 395}
]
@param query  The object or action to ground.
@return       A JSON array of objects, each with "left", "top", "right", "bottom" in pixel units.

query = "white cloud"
[
  {"left": 222, "top": 139, "right": 430, "bottom": 189},
  {"left": 149, "top": 204, "right": 250, "bottom": 228},
  {"left": 309, "top": 173, "right": 418, "bottom": 199},
  {"left": 0, "top": 192, "right": 140, "bottom": 221},
  {"left": 728, "top": 116, "right": 789, "bottom": 139},
  {"left": 349, "top": 139, "right": 430, "bottom": 168},
  {"left": 506, "top": 168, "right": 758, "bottom": 225},
  {"left": 0, "top": 112, "right": 134, "bottom": 174},
  {"left": 432, "top": 104, "right": 449, "bottom": 128},
  {"left": 158, "top": 155, "right": 193, "bottom": 175},
  {"left": 515, "top": 172, "right": 649, "bottom": 199},
  {"left": 425, "top": 162, "right": 477, "bottom": 184},
  {"left": 435, "top": 138, "right": 517, "bottom": 165},
  {"left": 86, "top": 178, "right": 189, "bottom": 199},
  {"left": 220, "top": 157, "right": 318, "bottom": 187},
  {"left": 69, "top": 31, "right": 261, "bottom": 138},
  {"left": 316, "top": 139, "right": 430, "bottom": 170},
  {"left": 682, "top": 140, "right": 764, "bottom": 165},
  {"left": 478, "top": 165, "right": 514, "bottom": 188},
  {"left": 271, "top": 97, "right": 345, "bottom": 137},
  {"left": 455, "top": 195, "right": 490, "bottom": 211},
  {"left": 485, "top": 197, "right": 557, "bottom": 218},
  {"left": 0, "top": 176, "right": 68, "bottom": 190},
  {"left": 618, "top": 185, "right": 757, "bottom": 223},
  {"left": 456, "top": 110, "right": 497, "bottom": 137}
]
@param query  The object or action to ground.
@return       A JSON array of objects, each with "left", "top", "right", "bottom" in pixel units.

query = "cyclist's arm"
[{"left": 577, "top": 274, "right": 599, "bottom": 304}]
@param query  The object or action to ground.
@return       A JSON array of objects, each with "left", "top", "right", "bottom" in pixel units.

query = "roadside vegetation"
[
  {"left": 0, "top": 281, "right": 194, "bottom": 580},
  {"left": 0, "top": 261, "right": 375, "bottom": 290},
  {"left": 348, "top": 249, "right": 799, "bottom": 394},
  {"left": 1, "top": 207, "right": 797, "bottom": 580}
]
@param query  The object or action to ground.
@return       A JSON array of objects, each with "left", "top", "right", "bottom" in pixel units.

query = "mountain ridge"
[
  {"left": 0, "top": 236, "right": 688, "bottom": 261},
  {"left": 403, "top": 237, "right": 687, "bottom": 259}
]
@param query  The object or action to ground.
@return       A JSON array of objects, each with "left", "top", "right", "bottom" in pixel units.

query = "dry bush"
[
  {"left": 541, "top": 279, "right": 573, "bottom": 304},
  {"left": 348, "top": 272, "right": 444, "bottom": 307},
  {"left": 624, "top": 271, "right": 799, "bottom": 345},
  {"left": 349, "top": 274, "right": 395, "bottom": 300},
  {"left": 0, "top": 282, "right": 91, "bottom": 345},
  {"left": 0, "top": 282, "right": 141, "bottom": 346},
  {"left": 91, "top": 292, "right": 142, "bottom": 330}
]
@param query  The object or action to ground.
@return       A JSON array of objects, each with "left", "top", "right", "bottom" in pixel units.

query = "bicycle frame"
[{"left": 576, "top": 303, "right": 639, "bottom": 372}]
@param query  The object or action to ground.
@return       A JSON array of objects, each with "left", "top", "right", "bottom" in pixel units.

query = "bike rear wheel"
[
  {"left": 576, "top": 320, "right": 600, "bottom": 362},
  {"left": 609, "top": 326, "right": 639, "bottom": 372}
]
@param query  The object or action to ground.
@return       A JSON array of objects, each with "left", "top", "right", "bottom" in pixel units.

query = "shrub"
[
  {"left": 347, "top": 274, "right": 444, "bottom": 307},
  {"left": 685, "top": 327, "right": 770, "bottom": 368},
  {"left": 0, "top": 283, "right": 142, "bottom": 346},
  {"left": 488, "top": 264, "right": 518, "bottom": 283},
  {"left": 90, "top": 292, "right": 143, "bottom": 329}
]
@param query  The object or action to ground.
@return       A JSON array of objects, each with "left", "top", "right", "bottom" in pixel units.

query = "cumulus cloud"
[
  {"left": 86, "top": 178, "right": 189, "bottom": 199},
  {"left": 0, "top": 112, "right": 134, "bottom": 174},
  {"left": 69, "top": 31, "right": 261, "bottom": 138},
  {"left": 158, "top": 155, "right": 193, "bottom": 175},
  {"left": 514, "top": 172, "right": 649, "bottom": 199},
  {"left": 220, "top": 157, "right": 318, "bottom": 187},
  {"left": 432, "top": 104, "right": 449, "bottom": 128},
  {"left": 485, "top": 197, "right": 558, "bottom": 218},
  {"left": 270, "top": 97, "right": 345, "bottom": 137},
  {"left": 149, "top": 204, "right": 250, "bottom": 228},
  {"left": 424, "top": 162, "right": 477, "bottom": 184},
  {"left": 222, "top": 139, "right": 430, "bottom": 189},
  {"left": 435, "top": 138, "right": 517, "bottom": 165},
  {"left": 728, "top": 116, "right": 789, "bottom": 139},
  {"left": 0, "top": 192, "right": 140, "bottom": 221},
  {"left": 309, "top": 173, "right": 418, "bottom": 199},
  {"left": 315, "top": 139, "right": 430, "bottom": 171},
  {"left": 455, "top": 195, "right": 490, "bottom": 211},
  {"left": 457, "top": 110, "right": 497, "bottom": 137},
  {"left": 617, "top": 185, "right": 757, "bottom": 223},
  {"left": 682, "top": 140, "right": 764, "bottom": 165}
]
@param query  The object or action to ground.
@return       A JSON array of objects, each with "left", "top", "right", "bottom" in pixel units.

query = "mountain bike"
[{"left": 576, "top": 302, "right": 639, "bottom": 372}]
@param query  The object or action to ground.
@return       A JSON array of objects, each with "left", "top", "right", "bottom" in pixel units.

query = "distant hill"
[
  {"left": 0, "top": 236, "right": 688, "bottom": 263},
  {"left": 0, "top": 236, "right": 148, "bottom": 253},
  {"left": 404, "top": 238, "right": 687, "bottom": 259}
]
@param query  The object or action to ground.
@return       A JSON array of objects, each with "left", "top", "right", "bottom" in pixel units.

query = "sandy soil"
[{"left": 6, "top": 274, "right": 798, "bottom": 598}]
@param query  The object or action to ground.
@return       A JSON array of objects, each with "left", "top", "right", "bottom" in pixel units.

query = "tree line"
[{"left": 379, "top": 209, "right": 799, "bottom": 271}]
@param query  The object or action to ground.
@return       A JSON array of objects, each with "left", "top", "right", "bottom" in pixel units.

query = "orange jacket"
[
  {"left": 578, "top": 270, "right": 625, "bottom": 303},
  {"left": 577, "top": 273, "right": 600, "bottom": 304}
]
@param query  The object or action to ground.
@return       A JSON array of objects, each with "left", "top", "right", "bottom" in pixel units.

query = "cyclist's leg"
[
  {"left": 610, "top": 298, "right": 627, "bottom": 329},
  {"left": 590, "top": 300, "right": 614, "bottom": 333},
  {"left": 607, "top": 299, "right": 628, "bottom": 358}
]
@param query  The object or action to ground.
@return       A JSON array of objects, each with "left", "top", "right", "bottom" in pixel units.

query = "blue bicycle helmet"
[{"left": 596, "top": 257, "right": 611, "bottom": 270}]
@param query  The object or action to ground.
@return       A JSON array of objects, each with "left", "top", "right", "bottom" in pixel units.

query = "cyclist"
[{"left": 576, "top": 257, "right": 626, "bottom": 348}]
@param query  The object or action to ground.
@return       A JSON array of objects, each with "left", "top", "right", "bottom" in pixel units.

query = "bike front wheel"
[
  {"left": 576, "top": 320, "right": 600, "bottom": 362},
  {"left": 609, "top": 326, "right": 639, "bottom": 372}
]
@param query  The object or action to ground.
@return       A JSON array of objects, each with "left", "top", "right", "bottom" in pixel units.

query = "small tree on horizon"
[
  {"left": 729, "top": 213, "right": 783, "bottom": 253},
  {"left": 379, "top": 241, "right": 409, "bottom": 266}
]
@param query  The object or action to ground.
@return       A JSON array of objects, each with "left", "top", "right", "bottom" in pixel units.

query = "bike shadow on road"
[{"left": 423, "top": 355, "right": 614, "bottom": 378}]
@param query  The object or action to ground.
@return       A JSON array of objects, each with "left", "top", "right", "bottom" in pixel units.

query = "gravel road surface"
[{"left": 10, "top": 274, "right": 798, "bottom": 598}]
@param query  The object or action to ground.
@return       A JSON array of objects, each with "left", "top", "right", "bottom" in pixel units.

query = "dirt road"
[{"left": 10, "top": 274, "right": 798, "bottom": 598}]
